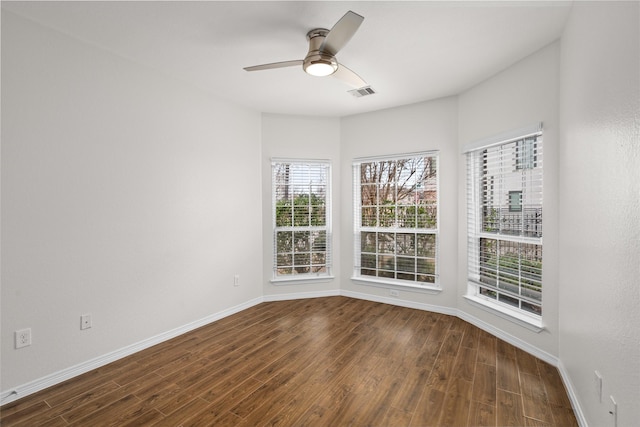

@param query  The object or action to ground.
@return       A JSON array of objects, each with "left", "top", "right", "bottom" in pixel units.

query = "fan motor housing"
[{"left": 303, "top": 28, "right": 338, "bottom": 76}]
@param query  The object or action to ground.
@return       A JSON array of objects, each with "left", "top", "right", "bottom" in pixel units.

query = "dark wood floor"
[{"left": 1, "top": 296, "right": 577, "bottom": 426}]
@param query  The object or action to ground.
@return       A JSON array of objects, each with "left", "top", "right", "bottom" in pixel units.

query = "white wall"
[
  {"left": 559, "top": 2, "right": 640, "bottom": 426},
  {"left": 457, "top": 42, "right": 560, "bottom": 357},
  {"left": 339, "top": 97, "right": 459, "bottom": 311},
  {"left": 1, "top": 11, "right": 263, "bottom": 391},
  {"left": 3, "top": 4, "right": 639, "bottom": 425},
  {"left": 261, "top": 114, "right": 341, "bottom": 298}
]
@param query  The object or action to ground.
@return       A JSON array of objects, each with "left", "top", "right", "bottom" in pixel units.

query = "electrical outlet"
[
  {"left": 233, "top": 274, "right": 240, "bottom": 287},
  {"left": 608, "top": 395, "right": 617, "bottom": 427},
  {"left": 389, "top": 289, "right": 399, "bottom": 297},
  {"left": 594, "top": 370, "right": 603, "bottom": 402},
  {"left": 15, "top": 328, "right": 32, "bottom": 349},
  {"left": 81, "top": 314, "right": 92, "bottom": 330}
]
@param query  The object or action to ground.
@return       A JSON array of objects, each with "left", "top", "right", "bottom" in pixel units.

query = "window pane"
[
  {"left": 273, "top": 161, "right": 331, "bottom": 278},
  {"left": 277, "top": 253, "right": 292, "bottom": 267},
  {"left": 276, "top": 231, "right": 293, "bottom": 253},
  {"left": 379, "top": 206, "right": 395, "bottom": 227},
  {"left": 354, "top": 153, "right": 438, "bottom": 286},
  {"left": 361, "top": 253, "right": 377, "bottom": 269},
  {"left": 378, "top": 233, "right": 395, "bottom": 254},
  {"left": 362, "top": 207, "right": 377, "bottom": 227},
  {"left": 468, "top": 133, "right": 543, "bottom": 316},
  {"left": 416, "top": 234, "right": 436, "bottom": 258},
  {"left": 396, "top": 233, "right": 415, "bottom": 256},
  {"left": 397, "top": 256, "right": 415, "bottom": 273},
  {"left": 361, "top": 232, "right": 376, "bottom": 253},
  {"left": 417, "top": 258, "right": 435, "bottom": 275}
]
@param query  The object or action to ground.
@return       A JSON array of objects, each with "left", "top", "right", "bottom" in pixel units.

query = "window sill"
[
  {"left": 271, "top": 275, "right": 335, "bottom": 286},
  {"left": 463, "top": 294, "right": 544, "bottom": 332},
  {"left": 351, "top": 276, "right": 442, "bottom": 294}
]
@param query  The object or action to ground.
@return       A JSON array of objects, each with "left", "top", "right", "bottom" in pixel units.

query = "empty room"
[{"left": 1, "top": 1, "right": 638, "bottom": 426}]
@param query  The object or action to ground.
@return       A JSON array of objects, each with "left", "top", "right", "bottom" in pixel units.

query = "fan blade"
[
  {"left": 244, "top": 60, "right": 303, "bottom": 72},
  {"left": 332, "top": 63, "right": 367, "bottom": 88},
  {"left": 320, "top": 11, "right": 364, "bottom": 55}
]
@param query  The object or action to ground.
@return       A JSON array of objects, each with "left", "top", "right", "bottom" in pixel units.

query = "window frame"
[
  {"left": 464, "top": 124, "right": 544, "bottom": 331},
  {"left": 352, "top": 151, "right": 440, "bottom": 292},
  {"left": 271, "top": 158, "right": 333, "bottom": 284}
]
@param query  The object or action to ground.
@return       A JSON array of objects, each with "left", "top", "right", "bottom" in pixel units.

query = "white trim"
[
  {"left": 463, "top": 294, "right": 543, "bottom": 332},
  {"left": 353, "top": 150, "right": 439, "bottom": 164},
  {"left": 263, "top": 289, "right": 340, "bottom": 302},
  {"left": 456, "top": 306, "right": 553, "bottom": 364},
  {"left": 557, "top": 359, "right": 589, "bottom": 427},
  {"left": 270, "top": 157, "right": 331, "bottom": 164},
  {"left": 341, "top": 289, "right": 552, "bottom": 364},
  {"left": 461, "top": 122, "right": 543, "bottom": 153},
  {"left": 270, "top": 275, "right": 335, "bottom": 286},
  {"left": 350, "top": 276, "right": 442, "bottom": 294},
  {"left": 340, "top": 289, "right": 457, "bottom": 316},
  {"left": 0, "top": 297, "right": 263, "bottom": 405}
]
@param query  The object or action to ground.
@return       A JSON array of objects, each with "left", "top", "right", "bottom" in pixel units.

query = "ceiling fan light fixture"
[
  {"left": 304, "top": 61, "right": 337, "bottom": 77},
  {"left": 303, "top": 55, "right": 338, "bottom": 77}
]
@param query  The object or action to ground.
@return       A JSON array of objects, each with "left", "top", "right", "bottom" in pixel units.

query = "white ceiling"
[{"left": 2, "top": 1, "right": 572, "bottom": 117}]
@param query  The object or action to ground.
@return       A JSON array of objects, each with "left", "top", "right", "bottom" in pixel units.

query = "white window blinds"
[
  {"left": 466, "top": 126, "right": 543, "bottom": 317},
  {"left": 272, "top": 160, "right": 331, "bottom": 279}
]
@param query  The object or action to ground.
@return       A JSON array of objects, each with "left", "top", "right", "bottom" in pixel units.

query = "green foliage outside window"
[{"left": 276, "top": 193, "right": 326, "bottom": 227}]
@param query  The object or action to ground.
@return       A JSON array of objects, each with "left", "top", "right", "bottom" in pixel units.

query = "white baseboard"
[
  {"left": 557, "top": 359, "right": 588, "bottom": 427},
  {"left": 340, "top": 289, "right": 458, "bottom": 317},
  {"left": 263, "top": 289, "right": 340, "bottom": 302},
  {"left": 341, "top": 289, "right": 557, "bottom": 366},
  {"left": 0, "top": 296, "right": 263, "bottom": 406},
  {"left": 456, "top": 309, "right": 558, "bottom": 366},
  {"left": 1, "top": 291, "right": 587, "bottom": 427}
]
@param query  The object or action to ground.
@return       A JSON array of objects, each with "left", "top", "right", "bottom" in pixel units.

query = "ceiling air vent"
[{"left": 349, "top": 86, "right": 376, "bottom": 98}]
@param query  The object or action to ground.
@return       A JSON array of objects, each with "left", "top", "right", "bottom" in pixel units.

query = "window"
[
  {"left": 272, "top": 159, "right": 331, "bottom": 281},
  {"left": 353, "top": 152, "right": 438, "bottom": 288},
  {"left": 465, "top": 125, "right": 543, "bottom": 325},
  {"left": 509, "top": 191, "right": 522, "bottom": 212}
]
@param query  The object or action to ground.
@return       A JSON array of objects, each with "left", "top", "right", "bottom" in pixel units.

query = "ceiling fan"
[{"left": 243, "top": 11, "right": 368, "bottom": 89}]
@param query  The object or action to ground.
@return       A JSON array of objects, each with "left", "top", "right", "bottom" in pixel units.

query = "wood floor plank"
[
  {"left": 120, "top": 409, "right": 165, "bottom": 426},
  {"left": 452, "top": 345, "right": 478, "bottom": 383},
  {"left": 550, "top": 405, "right": 580, "bottom": 427},
  {"left": 14, "top": 381, "right": 122, "bottom": 426},
  {"left": 520, "top": 372, "right": 553, "bottom": 424},
  {"left": 497, "top": 338, "right": 517, "bottom": 359},
  {"left": 59, "top": 371, "right": 157, "bottom": 424},
  {"left": 460, "top": 320, "right": 480, "bottom": 349},
  {"left": 440, "top": 392, "right": 471, "bottom": 426},
  {"left": 537, "top": 359, "right": 573, "bottom": 408},
  {"left": 497, "top": 353, "right": 521, "bottom": 394},
  {"left": 390, "top": 367, "right": 431, "bottom": 414},
  {"left": 471, "top": 363, "right": 497, "bottom": 406},
  {"left": 1, "top": 297, "right": 577, "bottom": 427},
  {"left": 477, "top": 330, "right": 498, "bottom": 366},
  {"left": 497, "top": 389, "right": 525, "bottom": 426},
  {"left": 410, "top": 388, "right": 445, "bottom": 426},
  {"left": 516, "top": 347, "right": 541, "bottom": 377},
  {"left": 469, "top": 401, "right": 497, "bottom": 427},
  {"left": 28, "top": 415, "right": 69, "bottom": 427},
  {"left": 0, "top": 401, "right": 51, "bottom": 427},
  {"left": 151, "top": 397, "right": 211, "bottom": 427},
  {"left": 381, "top": 406, "right": 413, "bottom": 426},
  {"left": 67, "top": 393, "right": 140, "bottom": 426}
]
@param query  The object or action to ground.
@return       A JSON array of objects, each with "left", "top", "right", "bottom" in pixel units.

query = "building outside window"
[
  {"left": 272, "top": 159, "right": 331, "bottom": 281},
  {"left": 353, "top": 152, "right": 439, "bottom": 288},
  {"left": 465, "top": 124, "right": 543, "bottom": 326}
]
